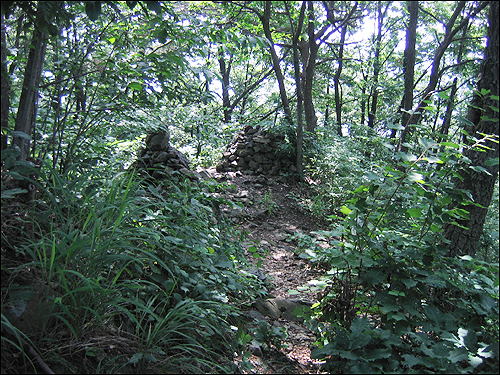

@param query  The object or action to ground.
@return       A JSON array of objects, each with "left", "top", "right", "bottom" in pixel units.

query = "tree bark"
[
  {"left": 334, "top": 22, "right": 348, "bottom": 136},
  {"left": 11, "top": 5, "right": 47, "bottom": 161},
  {"left": 400, "top": 1, "right": 418, "bottom": 135},
  {"left": 1, "top": 12, "right": 10, "bottom": 151},
  {"left": 286, "top": 1, "right": 306, "bottom": 175},
  {"left": 218, "top": 49, "right": 232, "bottom": 123},
  {"left": 367, "top": 1, "right": 388, "bottom": 129},
  {"left": 302, "top": 1, "right": 319, "bottom": 133},
  {"left": 261, "top": 1, "right": 294, "bottom": 126},
  {"left": 398, "top": 1, "right": 488, "bottom": 151},
  {"left": 443, "top": 1, "right": 499, "bottom": 257}
]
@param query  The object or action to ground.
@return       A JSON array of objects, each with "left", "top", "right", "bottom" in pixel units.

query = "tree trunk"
[
  {"left": 334, "top": 22, "right": 348, "bottom": 136},
  {"left": 443, "top": 1, "right": 499, "bottom": 257},
  {"left": 367, "top": 1, "right": 388, "bottom": 129},
  {"left": 398, "top": 1, "right": 488, "bottom": 151},
  {"left": 286, "top": 1, "right": 306, "bottom": 175},
  {"left": 11, "top": 6, "right": 47, "bottom": 161},
  {"left": 218, "top": 50, "right": 232, "bottom": 123},
  {"left": 1, "top": 12, "right": 10, "bottom": 151},
  {"left": 261, "top": 1, "right": 294, "bottom": 126},
  {"left": 302, "top": 1, "right": 319, "bottom": 133},
  {"left": 438, "top": 77, "right": 458, "bottom": 143},
  {"left": 400, "top": 1, "right": 418, "bottom": 135}
]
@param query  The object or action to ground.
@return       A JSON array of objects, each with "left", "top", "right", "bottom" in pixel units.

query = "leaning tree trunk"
[
  {"left": 261, "top": 1, "right": 294, "bottom": 126},
  {"left": 443, "top": 1, "right": 499, "bottom": 257},
  {"left": 11, "top": 6, "right": 47, "bottom": 161}
]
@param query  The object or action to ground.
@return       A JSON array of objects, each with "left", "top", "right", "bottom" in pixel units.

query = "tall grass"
[{"left": 1, "top": 162, "right": 261, "bottom": 373}]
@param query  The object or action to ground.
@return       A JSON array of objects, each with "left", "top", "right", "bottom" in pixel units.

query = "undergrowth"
[
  {"left": 1, "top": 161, "right": 266, "bottom": 373},
  {"left": 292, "top": 132, "right": 499, "bottom": 373}
]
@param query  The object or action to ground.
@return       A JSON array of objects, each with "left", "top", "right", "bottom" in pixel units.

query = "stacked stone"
[
  {"left": 133, "top": 131, "right": 198, "bottom": 180},
  {"left": 216, "top": 125, "right": 295, "bottom": 175}
]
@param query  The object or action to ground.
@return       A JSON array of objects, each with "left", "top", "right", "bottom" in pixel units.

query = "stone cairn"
[
  {"left": 132, "top": 130, "right": 199, "bottom": 180},
  {"left": 216, "top": 125, "right": 295, "bottom": 175}
]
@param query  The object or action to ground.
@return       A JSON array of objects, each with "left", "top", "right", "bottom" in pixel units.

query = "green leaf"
[
  {"left": 440, "top": 141, "right": 460, "bottom": 149},
  {"left": 128, "top": 82, "right": 143, "bottom": 90},
  {"left": 311, "top": 343, "right": 336, "bottom": 359},
  {"left": 485, "top": 158, "right": 499, "bottom": 166},
  {"left": 407, "top": 208, "right": 422, "bottom": 218},
  {"left": 469, "top": 165, "right": 492, "bottom": 175},
  {"left": 418, "top": 137, "right": 437, "bottom": 149},
  {"left": 11, "top": 131, "right": 32, "bottom": 140},
  {"left": 388, "top": 290, "right": 405, "bottom": 297},
  {"left": 387, "top": 123, "right": 405, "bottom": 130},
  {"left": 437, "top": 91, "right": 449, "bottom": 100},
  {"left": 340, "top": 206, "right": 352, "bottom": 215},
  {"left": 85, "top": 1, "right": 102, "bottom": 21}
]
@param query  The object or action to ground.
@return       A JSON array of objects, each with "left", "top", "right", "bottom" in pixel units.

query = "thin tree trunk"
[
  {"left": 400, "top": 1, "right": 418, "bottom": 137},
  {"left": 11, "top": 6, "right": 47, "bottom": 161},
  {"left": 398, "top": 1, "right": 488, "bottom": 151},
  {"left": 443, "top": 1, "right": 499, "bottom": 257},
  {"left": 334, "top": 22, "right": 348, "bottom": 136},
  {"left": 1, "top": 12, "right": 10, "bottom": 151},
  {"left": 367, "top": 1, "right": 388, "bottom": 129},
  {"left": 438, "top": 77, "right": 458, "bottom": 143}
]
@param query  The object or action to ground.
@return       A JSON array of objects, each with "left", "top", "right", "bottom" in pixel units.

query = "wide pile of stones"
[
  {"left": 131, "top": 130, "right": 199, "bottom": 180},
  {"left": 216, "top": 125, "right": 295, "bottom": 175}
]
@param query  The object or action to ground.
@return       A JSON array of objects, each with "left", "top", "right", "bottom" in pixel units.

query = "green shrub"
[{"left": 295, "top": 136, "right": 499, "bottom": 373}]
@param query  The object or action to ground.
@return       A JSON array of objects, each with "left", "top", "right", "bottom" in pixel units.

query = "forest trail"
[{"left": 204, "top": 168, "right": 330, "bottom": 374}]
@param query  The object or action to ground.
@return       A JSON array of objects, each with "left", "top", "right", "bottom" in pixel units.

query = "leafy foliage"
[
  {"left": 293, "top": 135, "right": 499, "bottom": 373},
  {"left": 1, "top": 162, "right": 264, "bottom": 373}
]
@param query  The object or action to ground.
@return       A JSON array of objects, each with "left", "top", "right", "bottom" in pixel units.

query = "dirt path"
[{"left": 204, "top": 168, "right": 329, "bottom": 373}]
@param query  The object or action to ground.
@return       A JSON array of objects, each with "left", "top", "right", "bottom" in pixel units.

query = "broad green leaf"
[
  {"left": 469, "top": 165, "right": 492, "bottom": 175},
  {"left": 407, "top": 208, "right": 422, "bottom": 218},
  {"left": 424, "top": 156, "right": 443, "bottom": 163},
  {"left": 340, "top": 206, "right": 352, "bottom": 215},
  {"left": 439, "top": 141, "right": 460, "bottom": 148},
  {"left": 388, "top": 290, "right": 405, "bottom": 297},
  {"left": 485, "top": 158, "right": 499, "bottom": 166},
  {"left": 311, "top": 343, "right": 337, "bottom": 359},
  {"left": 399, "top": 152, "right": 417, "bottom": 162},
  {"left": 418, "top": 137, "right": 437, "bottom": 149},
  {"left": 11, "top": 131, "right": 31, "bottom": 140},
  {"left": 128, "top": 82, "right": 143, "bottom": 90},
  {"left": 387, "top": 123, "right": 405, "bottom": 130},
  {"left": 437, "top": 91, "right": 449, "bottom": 100}
]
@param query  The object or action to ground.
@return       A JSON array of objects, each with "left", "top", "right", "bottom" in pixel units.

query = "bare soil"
[{"left": 204, "top": 168, "right": 330, "bottom": 374}]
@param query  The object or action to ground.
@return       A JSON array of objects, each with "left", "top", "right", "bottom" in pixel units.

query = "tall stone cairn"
[
  {"left": 216, "top": 125, "right": 296, "bottom": 175},
  {"left": 132, "top": 130, "right": 199, "bottom": 180}
]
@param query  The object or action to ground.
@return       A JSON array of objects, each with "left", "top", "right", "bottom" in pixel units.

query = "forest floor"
[{"left": 203, "top": 168, "right": 332, "bottom": 374}]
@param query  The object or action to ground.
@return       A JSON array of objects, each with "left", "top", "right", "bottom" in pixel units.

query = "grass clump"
[{"left": 1, "top": 162, "right": 264, "bottom": 373}]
